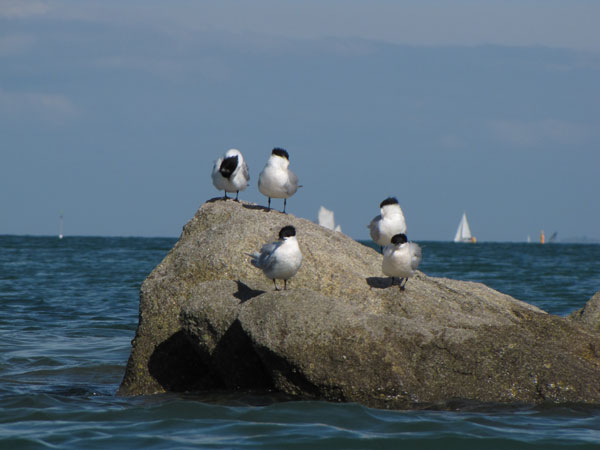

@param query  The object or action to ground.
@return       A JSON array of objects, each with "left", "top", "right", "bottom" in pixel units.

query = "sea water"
[{"left": 1, "top": 236, "right": 599, "bottom": 449}]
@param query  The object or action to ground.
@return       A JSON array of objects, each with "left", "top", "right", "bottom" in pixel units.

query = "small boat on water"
[
  {"left": 454, "top": 212, "right": 476, "bottom": 243},
  {"left": 59, "top": 212, "right": 64, "bottom": 239},
  {"left": 540, "top": 230, "right": 557, "bottom": 244},
  {"left": 317, "top": 206, "right": 342, "bottom": 232}
]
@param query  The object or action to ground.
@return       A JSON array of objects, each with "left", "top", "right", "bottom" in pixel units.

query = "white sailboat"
[
  {"left": 454, "top": 212, "right": 476, "bottom": 243},
  {"left": 317, "top": 206, "right": 342, "bottom": 232},
  {"left": 59, "top": 212, "right": 64, "bottom": 239}
]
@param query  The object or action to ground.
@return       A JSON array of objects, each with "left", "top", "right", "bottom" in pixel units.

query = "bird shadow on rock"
[
  {"left": 366, "top": 277, "right": 394, "bottom": 289},
  {"left": 234, "top": 280, "right": 265, "bottom": 303},
  {"left": 242, "top": 203, "right": 271, "bottom": 212},
  {"left": 206, "top": 196, "right": 227, "bottom": 203}
]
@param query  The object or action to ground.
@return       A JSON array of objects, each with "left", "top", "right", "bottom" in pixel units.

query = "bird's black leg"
[
  {"left": 284, "top": 279, "right": 288, "bottom": 290},
  {"left": 223, "top": 191, "right": 228, "bottom": 200},
  {"left": 283, "top": 198, "right": 287, "bottom": 214},
  {"left": 267, "top": 197, "right": 271, "bottom": 211},
  {"left": 235, "top": 191, "right": 239, "bottom": 201},
  {"left": 399, "top": 278, "right": 407, "bottom": 290},
  {"left": 273, "top": 279, "right": 279, "bottom": 291},
  {"left": 380, "top": 246, "right": 383, "bottom": 254}
]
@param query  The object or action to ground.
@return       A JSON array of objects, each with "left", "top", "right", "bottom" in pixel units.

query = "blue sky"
[{"left": 1, "top": 1, "right": 599, "bottom": 241}]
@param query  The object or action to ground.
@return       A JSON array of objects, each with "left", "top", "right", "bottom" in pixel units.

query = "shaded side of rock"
[{"left": 179, "top": 280, "right": 272, "bottom": 390}]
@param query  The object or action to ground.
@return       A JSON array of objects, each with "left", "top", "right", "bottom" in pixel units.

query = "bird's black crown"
[
  {"left": 391, "top": 233, "right": 408, "bottom": 245},
  {"left": 380, "top": 197, "right": 399, "bottom": 208},
  {"left": 279, "top": 225, "right": 296, "bottom": 239},
  {"left": 272, "top": 148, "right": 289, "bottom": 160}
]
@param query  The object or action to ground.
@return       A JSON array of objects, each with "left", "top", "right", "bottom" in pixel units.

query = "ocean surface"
[{"left": 1, "top": 235, "right": 599, "bottom": 449}]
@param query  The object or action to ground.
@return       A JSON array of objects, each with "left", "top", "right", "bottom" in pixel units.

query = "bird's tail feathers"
[{"left": 246, "top": 252, "right": 261, "bottom": 268}]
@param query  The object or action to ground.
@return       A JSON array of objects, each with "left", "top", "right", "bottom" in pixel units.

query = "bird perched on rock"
[
  {"left": 382, "top": 233, "right": 421, "bottom": 290},
  {"left": 368, "top": 197, "right": 407, "bottom": 252},
  {"left": 211, "top": 148, "right": 250, "bottom": 201},
  {"left": 258, "top": 148, "right": 300, "bottom": 213},
  {"left": 249, "top": 225, "right": 302, "bottom": 290}
]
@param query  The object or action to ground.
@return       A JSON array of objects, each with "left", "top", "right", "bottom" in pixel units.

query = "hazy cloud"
[
  {"left": 0, "top": 0, "right": 49, "bottom": 18},
  {"left": 0, "top": 89, "right": 78, "bottom": 122},
  {"left": 130, "top": 1, "right": 600, "bottom": 51},
  {"left": 439, "top": 134, "right": 468, "bottom": 150},
  {"left": 92, "top": 55, "right": 186, "bottom": 79},
  {"left": 92, "top": 53, "right": 236, "bottom": 82},
  {"left": 6, "top": 1, "right": 600, "bottom": 51},
  {"left": 0, "top": 33, "right": 35, "bottom": 55},
  {"left": 488, "top": 119, "right": 590, "bottom": 148}
]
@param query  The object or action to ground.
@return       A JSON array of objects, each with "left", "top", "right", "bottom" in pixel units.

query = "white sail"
[
  {"left": 59, "top": 212, "right": 64, "bottom": 239},
  {"left": 318, "top": 206, "right": 341, "bottom": 232},
  {"left": 454, "top": 212, "right": 473, "bottom": 243}
]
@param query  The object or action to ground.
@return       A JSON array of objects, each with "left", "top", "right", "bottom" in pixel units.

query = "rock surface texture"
[
  {"left": 570, "top": 291, "right": 600, "bottom": 333},
  {"left": 118, "top": 199, "right": 600, "bottom": 409}
]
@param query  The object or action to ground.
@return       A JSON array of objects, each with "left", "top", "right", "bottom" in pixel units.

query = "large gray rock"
[{"left": 118, "top": 199, "right": 600, "bottom": 409}]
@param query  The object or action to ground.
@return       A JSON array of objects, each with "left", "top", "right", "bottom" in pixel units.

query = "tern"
[
  {"left": 258, "top": 148, "right": 300, "bottom": 213},
  {"left": 368, "top": 197, "right": 407, "bottom": 252},
  {"left": 382, "top": 233, "right": 421, "bottom": 290},
  {"left": 249, "top": 225, "right": 302, "bottom": 290},
  {"left": 211, "top": 148, "right": 250, "bottom": 201}
]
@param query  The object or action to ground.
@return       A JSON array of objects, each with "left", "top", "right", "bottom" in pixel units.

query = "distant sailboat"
[
  {"left": 317, "top": 206, "right": 342, "bottom": 232},
  {"left": 454, "top": 212, "right": 476, "bottom": 243},
  {"left": 540, "top": 230, "right": 557, "bottom": 244},
  {"left": 59, "top": 212, "right": 64, "bottom": 239}
]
